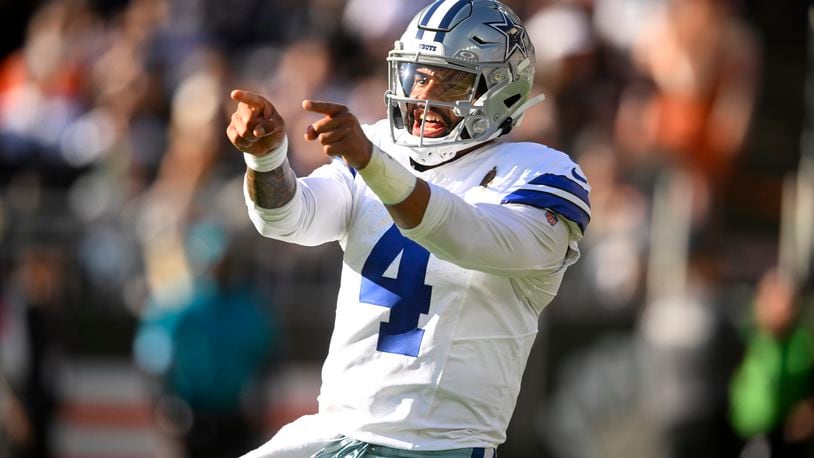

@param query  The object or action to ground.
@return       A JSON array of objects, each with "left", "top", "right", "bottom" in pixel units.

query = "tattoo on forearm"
[{"left": 246, "top": 159, "right": 297, "bottom": 208}]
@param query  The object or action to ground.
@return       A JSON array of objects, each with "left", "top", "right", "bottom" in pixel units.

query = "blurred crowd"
[{"left": 0, "top": 0, "right": 810, "bottom": 457}]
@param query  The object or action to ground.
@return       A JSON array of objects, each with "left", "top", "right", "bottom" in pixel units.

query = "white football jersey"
[{"left": 245, "top": 120, "right": 590, "bottom": 451}]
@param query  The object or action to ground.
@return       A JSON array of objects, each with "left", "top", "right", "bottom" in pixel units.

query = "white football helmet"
[{"left": 386, "top": 0, "right": 543, "bottom": 166}]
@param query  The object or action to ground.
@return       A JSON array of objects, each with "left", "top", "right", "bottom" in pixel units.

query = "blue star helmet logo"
[{"left": 485, "top": 10, "right": 529, "bottom": 60}]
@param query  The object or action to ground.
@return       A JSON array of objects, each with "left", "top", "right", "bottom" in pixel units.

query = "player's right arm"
[
  {"left": 227, "top": 90, "right": 297, "bottom": 208},
  {"left": 227, "top": 90, "right": 352, "bottom": 245}
]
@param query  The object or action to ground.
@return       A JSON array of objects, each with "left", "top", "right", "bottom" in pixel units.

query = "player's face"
[{"left": 400, "top": 64, "right": 476, "bottom": 138}]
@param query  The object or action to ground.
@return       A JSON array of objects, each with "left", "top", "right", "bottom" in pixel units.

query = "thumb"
[{"left": 252, "top": 120, "right": 275, "bottom": 138}]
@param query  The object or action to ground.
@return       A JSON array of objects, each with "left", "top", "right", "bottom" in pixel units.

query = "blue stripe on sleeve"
[
  {"left": 502, "top": 190, "right": 590, "bottom": 233},
  {"left": 471, "top": 448, "right": 485, "bottom": 458},
  {"left": 571, "top": 167, "right": 588, "bottom": 184},
  {"left": 528, "top": 174, "right": 590, "bottom": 207}
]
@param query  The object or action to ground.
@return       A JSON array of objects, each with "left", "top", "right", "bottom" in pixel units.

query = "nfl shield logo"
[{"left": 545, "top": 210, "right": 559, "bottom": 226}]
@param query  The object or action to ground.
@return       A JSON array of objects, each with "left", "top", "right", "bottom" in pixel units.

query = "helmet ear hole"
[{"left": 503, "top": 94, "right": 521, "bottom": 108}]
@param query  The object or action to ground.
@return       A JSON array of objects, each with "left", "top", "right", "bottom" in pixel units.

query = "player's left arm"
[
  {"left": 401, "top": 187, "right": 576, "bottom": 276},
  {"left": 303, "top": 100, "right": 576, "bottom": 276}
]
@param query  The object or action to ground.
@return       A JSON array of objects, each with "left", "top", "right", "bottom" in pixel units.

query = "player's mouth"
[{"left": 412, "top": 107, "right": 453, "bottom": 138}]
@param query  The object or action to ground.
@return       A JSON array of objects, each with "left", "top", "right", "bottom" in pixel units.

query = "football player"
[{"left": 227, "top": 1, "right": 591, "bottom": 456}]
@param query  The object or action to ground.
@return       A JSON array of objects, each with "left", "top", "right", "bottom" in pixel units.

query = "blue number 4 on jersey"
[{"left": 359, "top": 225, "right": 432, "bottom": 357}]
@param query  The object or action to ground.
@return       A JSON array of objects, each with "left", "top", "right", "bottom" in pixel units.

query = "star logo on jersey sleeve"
[{"left": 485, "top": 11, "right": 528, "bottom": 60}]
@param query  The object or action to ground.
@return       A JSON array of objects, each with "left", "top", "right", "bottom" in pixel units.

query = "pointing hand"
[{"left": 227, "top": 90, "right": 286, "bottom": 157}]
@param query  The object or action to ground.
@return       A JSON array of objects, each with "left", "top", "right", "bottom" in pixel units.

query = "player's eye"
[{"left": 414, "top": 72, "right": 431, "bottom": 86}]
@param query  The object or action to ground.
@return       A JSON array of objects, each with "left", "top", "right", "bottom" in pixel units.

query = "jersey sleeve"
[
  {"left": 245, "top": 159, "right": 355, "bottom": 246},
  {"left": 400, "top": 183, "right": 573, "bottom": 277},
  {"left": 500, "top": 170, "right": 591, "bottom": 235}
]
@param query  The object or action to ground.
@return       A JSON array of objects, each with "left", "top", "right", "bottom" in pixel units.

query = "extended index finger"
[
  {"left": 231, "top": 89, "right": 269, "bottom": 110},
  {"left": 302, "top": 100, "right": 349, "bottom": 117}
]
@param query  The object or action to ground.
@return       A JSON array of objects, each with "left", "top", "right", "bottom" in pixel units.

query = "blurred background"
[{"left": 0, "top": 0, "right": 811, "bottom": 457}]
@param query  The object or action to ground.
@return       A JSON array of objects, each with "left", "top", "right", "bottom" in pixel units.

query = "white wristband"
[
  {"left": 358, "top": 145, "right": 417, "bottom": 205},
  {"left": 243, "top": 135, "right": 288, "bottom": 172}
]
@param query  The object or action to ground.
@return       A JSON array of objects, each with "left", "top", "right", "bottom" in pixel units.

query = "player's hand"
[
  {"left": 303, "top": 100, "right": 372, "bottom": 169},
  {"left": 227, "top": 89, "right": 286, "bottom": 157}
]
